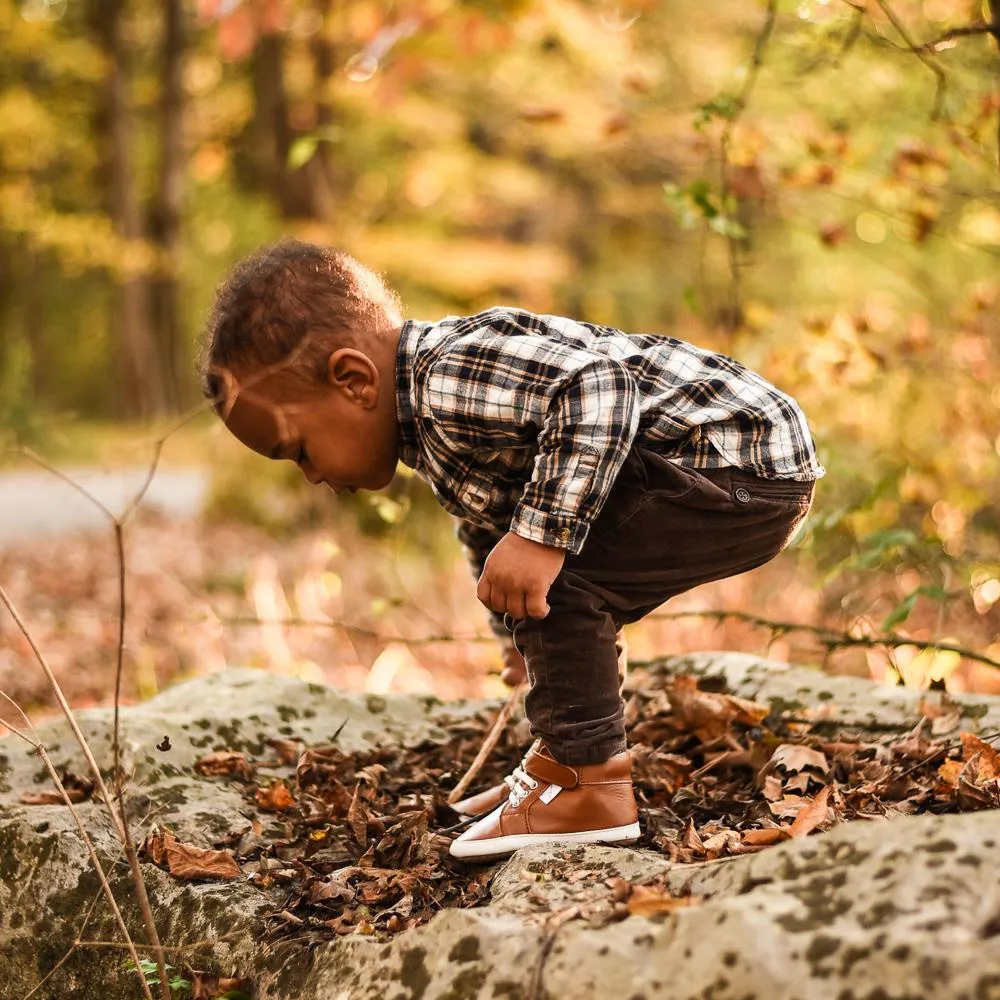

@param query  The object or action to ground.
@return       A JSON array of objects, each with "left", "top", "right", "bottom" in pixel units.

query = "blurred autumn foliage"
[{"left": 1, "top": 0, "right": 999, "bottom": 699}]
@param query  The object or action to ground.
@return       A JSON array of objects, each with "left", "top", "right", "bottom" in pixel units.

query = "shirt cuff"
[{"left": 510, "top": 501, "right": 591, "bottom": 554}]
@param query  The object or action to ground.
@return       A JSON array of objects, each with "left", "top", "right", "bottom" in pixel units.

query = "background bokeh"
[{"left": 1, "top": 0, "right": 999, "bottom": 715}]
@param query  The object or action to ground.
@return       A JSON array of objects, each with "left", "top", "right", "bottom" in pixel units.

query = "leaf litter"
[{"left": 28, "top": 671, "right": 1000, "bottom": 945}]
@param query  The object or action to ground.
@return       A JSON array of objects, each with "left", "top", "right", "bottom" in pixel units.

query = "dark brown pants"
[{"left": 509, "top": 448, "right": 815, "bottom": 766}]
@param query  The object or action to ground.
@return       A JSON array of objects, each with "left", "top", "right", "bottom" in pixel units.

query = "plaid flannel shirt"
[{"left": 395, "top": 307, "right": 823, "bottom": 562}]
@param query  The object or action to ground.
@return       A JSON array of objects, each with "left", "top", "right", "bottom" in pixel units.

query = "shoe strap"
[{"left": 523, "top": 751, "right": 579, "bottom": 789}]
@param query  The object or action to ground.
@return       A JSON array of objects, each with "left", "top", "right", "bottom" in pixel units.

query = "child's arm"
[{"left": 427, "top": 329, "right": 641, "bottom": 618}]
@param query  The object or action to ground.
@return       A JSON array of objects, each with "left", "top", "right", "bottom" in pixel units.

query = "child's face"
[{"left": 221, "top": 349, "right": 400, "bottom": 494}]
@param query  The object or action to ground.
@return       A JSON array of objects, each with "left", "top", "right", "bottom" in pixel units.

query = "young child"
[{"left": 200, "top": 239, "right": 823, "bottom": 861}]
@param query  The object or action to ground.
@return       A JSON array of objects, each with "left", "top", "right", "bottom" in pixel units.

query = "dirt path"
[{"left": 0, "top": 466, "right": 208, "bottom": 547}]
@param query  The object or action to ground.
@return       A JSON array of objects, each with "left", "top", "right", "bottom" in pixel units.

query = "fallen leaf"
[
  {"left": 255, "top": 780, "right": 295, "bottom": 812},
  {"left": 668, "top": 675, "right": 768, "bottom": 743},
  {"left": 742, "top": 827, "right": 789, "bottom": 846},
  {"left": 627, "top": 885, "right": 696, "bottom": 917},
  {"left": 195, "top": 750, "right": 254, "bottom": 781},
  {"left": 789, "top": 787, "right": 830, "bottom": 839},
  {"left": 19, "top": 769, "right": 93, "bottom": 805},
  {"left": 768, "top": 795, "right": 810, "bottom": 820},
  {"left": 938, "top": 759, "right": 964, "bottom": 787},
  {"left": 143, "top": 829, "right": 241, "bottom": 880},
  {"left": 770, "top": 744, "right": 829, "bottom": 775},
  {"left": 961, "top": 733, "right": 1000, "bottom": 781},
  {"left": 762, "top": 774, "right": 784, "bottom": 801},
  {"left": 518, "top": 106, "right": 565, "bottom": 124}
]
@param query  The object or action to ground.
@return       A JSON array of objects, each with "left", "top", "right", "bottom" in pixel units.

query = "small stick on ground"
[{"left": 448, "top": 682, "right": 528, "bottom": 805}]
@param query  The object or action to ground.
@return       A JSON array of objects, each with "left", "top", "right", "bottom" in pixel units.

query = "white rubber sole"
[{"left": 449, "top": 822, "right": 641, "bottom": 861}]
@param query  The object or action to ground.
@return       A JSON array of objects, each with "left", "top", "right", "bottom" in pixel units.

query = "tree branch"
[
  {"left": 873, "top": 0, "right": 949, "bottom": 119},
  {"left": 719, "top": 0, "right": 778, "bottom": 329},
  {"left": 646, "top": 608, "right": 1000, "bottom": 672}
]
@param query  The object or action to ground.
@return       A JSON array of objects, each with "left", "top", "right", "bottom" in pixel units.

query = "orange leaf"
[
  {"left": 256, "top": 780, "right": 295, "bottom": 812},
  {"left": 938, "top": 759, "right": 964, "bottom": 787},
  {"left": 627, "top": 885, "right": 695, "bottom": 917},
  {"left": 518, "top": 106, "right": 565, "bottom": 124},
  {"left": 789, "top": 786, "right": 830, "bottom": 839},
  {"left": 961, "top": 733, "right": 1000, "bottom": 781},
  {"left": 742, "top": 827, "right": 789, "bottom": 846}
]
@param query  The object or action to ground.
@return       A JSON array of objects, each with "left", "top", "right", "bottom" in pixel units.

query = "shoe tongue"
[{"left": 524, "top": 747, "right": 579, "bottom": 788}]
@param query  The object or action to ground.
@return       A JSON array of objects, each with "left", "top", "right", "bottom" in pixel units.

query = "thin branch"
[
  {"left": 23, "top": 885, "right": 107, "bottom": 1000},
  {"left": 2, "top": 721, "right": 154, "bottom": 1000},
  {"left": 0, "top": 585, "right": 170, "bottom": 1000},
  {"left": 215, "top": 614, "right": 496, "bottom": 644},
  {"left": 873, "top": 0, "right": 949, "bottom": 119},
  {"left": 646, "top": 608, "right": 1000, "bottom": 672},
  {"left": 719, "top": 0, "right": 778, "bottom": 329},
  {"left": 920, "top": 22, "right": 999, "bottom": 51},
  {"left": 448, "top": 681, "right": 527, "bottom": 805}
]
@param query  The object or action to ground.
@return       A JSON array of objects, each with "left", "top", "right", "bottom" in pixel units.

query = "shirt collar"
[{"left": 395, "top": 319, "right": 426, "bottom": 471}]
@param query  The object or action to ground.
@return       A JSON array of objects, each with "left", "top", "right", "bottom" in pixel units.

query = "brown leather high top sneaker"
[{"left": 449, "top": 743, "right": 639, "bottom": 861}]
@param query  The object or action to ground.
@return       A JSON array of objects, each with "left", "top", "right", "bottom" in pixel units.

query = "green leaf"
[
  {"left": 880, "top": 585, "right": 950, "bottom": 631},
  {"left": 880, "top": 590, "right": 920, "bottom": 631},
  {"left": 708, "top": 214, "right": 748, "bottom": 238},
  {"left": 288, "top": 137, "right": 318, "bottom": 169}
]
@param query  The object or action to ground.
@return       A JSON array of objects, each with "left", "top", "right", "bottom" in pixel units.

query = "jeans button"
[{"left": 734, "top": 486, "right": 751, "bottom": 504}]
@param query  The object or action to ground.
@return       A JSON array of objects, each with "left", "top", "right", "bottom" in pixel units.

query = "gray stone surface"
[{"left": 3, "top": 660, "right": 1000, "bottom": 1000}]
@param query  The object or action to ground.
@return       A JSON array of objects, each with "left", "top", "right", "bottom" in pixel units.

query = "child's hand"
[{"left": 477, "top": 533, "right": 566, "bottom": 620}]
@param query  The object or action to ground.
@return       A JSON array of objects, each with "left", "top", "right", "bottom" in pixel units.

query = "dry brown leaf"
[
  {"left": 768, "top": 795, "right": 810, "bottom": 820},
  {"left": 789, "top": 786, "right": 830, "bottom": 839},
  {"left": 668, "top": 675, "right": 768, "bottom": 743},
  {"left": 784, "top": 772, "right": 813, "bottom": 794},
  {"left": 762, "top": 774, "right": 784, "bottom": 801},
  {"left": 255, "top": 780, "right": 295, "bottom": 812},
  {"left": 518, "top": 106, "right": 565, "bottom": 124},
  {"left": 347, "top": 783, "right": 370, "bottom": 845},
  {"left": 960, "top": 733, "right": 1000, "bottom": 781},
  {"left": 627, "top": 885, "right": 696, "bottom": 917},
  {"left": 742, "top": 827, "right": 789, "bottom": 846},
  {"left": 938, "top": 759, "right": 964, "bottom": 787},
  {"left": 194, "top": 750, "right": 254, "bottom": 780},
  {"left": 267, "top": 737, "right": 304, "bottom": 766},
  {"left": 144, "top": 829, "right": 241, "bottom": 880},
  {"left": 770, "top": 743, "right": 829, "bottom": 775},
  {"left": 19, "top": 769, "right": 93, "bottom": 806}
]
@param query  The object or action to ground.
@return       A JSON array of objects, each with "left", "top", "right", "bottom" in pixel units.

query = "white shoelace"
[{"left": 504, "top": 764, "right": 538, "bottom": 808}]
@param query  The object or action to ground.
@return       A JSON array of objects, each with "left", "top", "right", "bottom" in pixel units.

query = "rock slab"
[{"left": 2, "top": 657, "right": 1000, "bottom": 1000}]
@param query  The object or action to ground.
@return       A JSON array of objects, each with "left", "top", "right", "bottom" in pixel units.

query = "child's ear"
[{"left": 326, "top": 348, "right": 379, "bottom": 405}]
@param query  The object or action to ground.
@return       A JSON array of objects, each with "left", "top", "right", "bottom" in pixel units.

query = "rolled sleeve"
[
  {"left": 514, "top": 358, "right": 639, "bottom": 553},
  {"left": 509, "top": 501, "right": 591, "bottom": 554}
]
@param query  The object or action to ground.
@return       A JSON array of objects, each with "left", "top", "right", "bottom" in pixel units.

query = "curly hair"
[{"left": 199, "top": 239, "right": 402, "bottom": 401}]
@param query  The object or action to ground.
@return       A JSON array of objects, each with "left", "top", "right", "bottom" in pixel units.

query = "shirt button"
[
  {"left": 734, "top": 487, "right": 751, "bottom": 505},
  {"left": 558, "top": 528, "right": 571, "bottom": 540}
]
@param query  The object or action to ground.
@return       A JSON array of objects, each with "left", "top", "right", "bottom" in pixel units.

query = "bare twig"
[
  {"left": 719, "top": 0, "right": 778, "bottom": 328},
  {"left": 873, "top": 0, "right": 949, "bottom": 119},
  {"left": 2, "top": 720, "right": 154, "bottom": 1000},
  {"left": 448, "top": 681, "right": 528, "bottom": 804},
  {"left": 21, "top": 888, "right": 106, "bottom": 1000},
  {"left": 920, "top": 21, "right": 999, "bottom": 51},
  {"left": 0, "top": 586, "right": 170, "bottom": 1000},
  {"left": 645, "top": 608, "right": 1000, "bottom": 672}
]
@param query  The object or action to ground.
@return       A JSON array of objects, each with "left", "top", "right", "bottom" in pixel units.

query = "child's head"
[{"left": 200, "top": 240, "right": 403, "bottom": 494}]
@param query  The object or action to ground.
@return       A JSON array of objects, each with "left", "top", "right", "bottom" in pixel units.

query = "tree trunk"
[
  {"left": 305, "top": 0, "right": 337, "bottom": 220},
  {"left": 90, "top": 0, "right": 168, "bottom": 419},
  {"left": 149, "top": 0, "right": 186, "bottom": 412}
]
